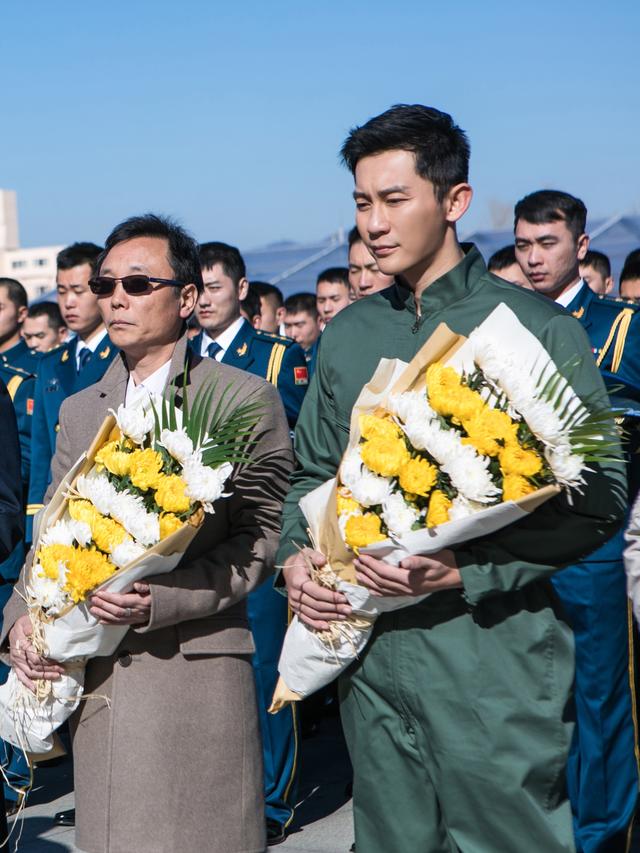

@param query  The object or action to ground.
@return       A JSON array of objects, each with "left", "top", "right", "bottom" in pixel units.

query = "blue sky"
[{"left": 2, "top": 0, "right": 638, "bottom": 250}]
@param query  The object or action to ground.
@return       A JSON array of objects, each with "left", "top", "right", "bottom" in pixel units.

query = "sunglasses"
[{"left": 88, "top": 275, "right": 186, "bottom": 296}]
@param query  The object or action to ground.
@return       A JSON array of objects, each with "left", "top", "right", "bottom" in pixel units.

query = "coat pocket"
[{"left": 178, "top": 618, "right": 255, "bottom": 657}]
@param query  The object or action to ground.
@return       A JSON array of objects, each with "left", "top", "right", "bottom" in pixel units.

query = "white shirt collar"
[
  {"left": 75, "top": 328, "right": 107, "bottom": 370},
  {"left": 555, "top": 278, "right": 585, "bottom": 308},
  {"left": 200, "top": 317, "right": 246, "bottom": 360},
  {"left": 125, "top": 359, "right": 173, "bottom": 408}
]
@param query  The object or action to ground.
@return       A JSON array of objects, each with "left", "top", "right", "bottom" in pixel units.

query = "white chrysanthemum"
[
  {"left": 545, "top": 448, "right": 585, "bottom": 488},
  {"left": 111, "top": 540, "right": 146, "bottom": 569},
  {"left": 340, "top": 447, "right": 394, "bottom": 507},
  {"left": 109, "top": 491, "right": 160, "bottom": 546},
  {"left": 75, "top": 472, "right": 116, "bottom": 516},
  {"left": 518, "top": 399, "right": 565, "bottom": 445},
  {"left": 111, "top": 401, "right": 155, "bottom": 445},
  {"left": 469, "top": 332, "right": 505, "bottom": 381},
  {"left": 183, "top": 459, "right": 233, "bottom": 513},
  {"left": 28, "top": 571, "right": 69, "bottom": 615},
  {"left": 159, "top": 428, "right": 195, "bottom": 464},
  {"left": 386, "top": 391, "right": 435, "bottom": 425},
  {"left": 381, "top": 492, "right": 420, "bottom": 538},
  {"left": 40, "top": 518, "right": 92, "bottom": 548},
  {"left": 442, "top": 451, "right": 500, "bottom": 504},
  {"left": 448, "top": 495, "right": 482, "bottom": 522}
]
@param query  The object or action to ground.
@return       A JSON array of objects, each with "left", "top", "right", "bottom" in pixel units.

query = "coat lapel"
[{"left": 221, "top": 321, "right": 255, "bottom": 371}]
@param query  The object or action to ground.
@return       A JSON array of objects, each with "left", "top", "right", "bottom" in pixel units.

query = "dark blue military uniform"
[
  {"left": 303, "top": 337, "right": 320, "bottom": 380},
  {"left": 191, "top": 319, "right": 307, "bottom": 834},
  {"left": 1, "top": 339, "right": 40, "bottom": 377},
  {"left": 28, "top": 334, "right": 119, "bottom": 521},
  {"left": 0, "top": 361, "right": 35, "bottom": 807},
  {"left": 553, "top": 282, "right": 640, "bottom": 852}
]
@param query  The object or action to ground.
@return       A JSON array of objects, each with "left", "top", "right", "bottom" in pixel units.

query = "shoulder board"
[
  {"left": 255, "top": 330, "right": 292, "bottom": 345},
  {"left": 596, "top": 293, "right": 640, "bottom": 311},
  {"left": 0, "top": 362, "right": 34, "bottom": 379}
]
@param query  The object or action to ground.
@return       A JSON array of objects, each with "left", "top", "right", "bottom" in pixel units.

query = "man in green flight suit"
[{"left": 277, "top": 105, "right": 626, "bottom": 852}]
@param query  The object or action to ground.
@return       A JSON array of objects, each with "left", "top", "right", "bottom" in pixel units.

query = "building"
[{"left": 0, "top": 189, "right": 62, "bottom": 301}]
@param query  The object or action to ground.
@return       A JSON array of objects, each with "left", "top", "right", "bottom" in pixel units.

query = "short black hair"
[
  {"left": 57, "top": 242, "right": 103, "bottom": 274},
  {"left": 341, "top": 104, "right": 470, "bottom": 202},
  {"left": 199, "top": 242, "right": 246, "bottom": 287},
  {"left": 99, "top": 214, "right": 203, "bottom": 292},
  {"left": 27, "top": 301, "right": 65, "bottom": 330},
  {"left": 581, "top": 249, "right": 611, "bottom": 279},
  {"left": 0, "top": 278, "right": 28, "bottom": 311},
  {"left": 317, "top": 267, "right": 350, "bottom": 289},
  {"left": 284, "top": 292, "right": 318, "bottom": 319},
  {"left": 514, "top": 190, "right": 587, "bottom": 242},
  {"left": 240, "top": 288, "right": 261, "bottom": 323},
  {"left": 487, "top": 245, "right": 517, "bottom": 273},
  {"left": 251, "top": 281, "right": 283, "bottom": 308},
  {"left": 348, "top": 226, "right": 362, "bottom": 249},
  {"left": 621, "top": 255, "right": 640, "bottom": 284}
]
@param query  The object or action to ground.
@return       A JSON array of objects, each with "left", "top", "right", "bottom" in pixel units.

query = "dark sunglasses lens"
[
  {"left": 122, "top": 275, "right": 152, "bottom": 294},
  {"left": 89, "top": 277, "right": 115, "bottom": 295}
]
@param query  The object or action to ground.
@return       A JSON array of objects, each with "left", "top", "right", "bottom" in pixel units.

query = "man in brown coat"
[{"left": 1, "top": 214, "right": 293, "bottom": 853}]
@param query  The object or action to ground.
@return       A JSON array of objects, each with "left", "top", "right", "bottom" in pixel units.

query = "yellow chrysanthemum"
[
  {"left": 90, "top": 515, "right": 130, "bottom": 553},
  {"left": 94, "top": 440, "right": 132, "bottom": 478},
  {"left": 344, "top": 513, "right": 387, "bottom": 551},
  {"left": 336, "top": 493, "right": 362, "bottom": 516},
  {"left": 361, "top": 436, "right": 410, "bottom": 478},
  {"left": 426, "top": 490, "right": 452, "bottom": 528},
  {"left": 63, "top": 547, "right": 116, "bottom": 603},
  {"left": 129, "top": 448, "right": 165, "bottom": 491},
  {"left": 398, "top": 457, "right": 437, "bottom": 497},
  {"left": 68, "top": 499, "right": 101, "bottom": 527},
  {"left": 462, "top": 408, "right": 519, "bottom": 457},
  {"left": 499, "top": 444, "right": 543, "bottom": 478},
  {"left": 426, "top": 363, "right": 476, "bottom": 419},
  {"left": 37, "top": 543, "right": 76, "bottom": 581},
  {"left": 502, "top": 473, "right": 537, "bottom": 502},
  {"left": 155, "top": 474, "right": 191, "bottom": 513},
  {"left": 359, "top": 414, "right": 403, "bottom": 442},
  {"left": 159, "top": 512, "right": 184, "bottom": 540}
]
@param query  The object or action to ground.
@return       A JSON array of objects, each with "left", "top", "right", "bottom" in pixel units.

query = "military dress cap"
[{"left": 190, "top": 319, "right": 309, "bottom": 427}]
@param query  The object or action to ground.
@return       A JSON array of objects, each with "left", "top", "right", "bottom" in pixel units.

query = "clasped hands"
[
  {"left": 8, "top": 582, "right": 151, "bottom": 693},
  {"left": 284, "top": 548, "right": 462, "bottom": 631}
]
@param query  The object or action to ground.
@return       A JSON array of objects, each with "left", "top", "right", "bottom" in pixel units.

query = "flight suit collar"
[{"left": 391, "top": 243, "right": 488, "bottom": 320}]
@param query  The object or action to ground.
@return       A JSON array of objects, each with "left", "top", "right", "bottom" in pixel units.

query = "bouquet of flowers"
[
  {"left": 270, "top": 303, "right": 618, "bottom": 711},
  {"left": 0, "top": 379, "right": 261, "bottom": 754}
]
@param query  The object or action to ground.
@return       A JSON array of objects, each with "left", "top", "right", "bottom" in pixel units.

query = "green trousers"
[{"left": 339, "top": 587, "right": 576, "bottom": 853}]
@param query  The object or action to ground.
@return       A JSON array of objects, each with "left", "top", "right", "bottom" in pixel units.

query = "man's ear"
[
  {"left": 238, "top": 277, "right": 249, "bottom": 302},
  {"left": 605, "top": 276, "right": 614, "bottom": 294},
  {"left": 179, "top": 284, "right": 199, "bottom": 318},
  {"left": 17, "top": 305, "right": 28, "bottom": 325},
  {"left": 576, "top": 233, "right": 589, "bottom": 261},
  {"left": 276, "top": 306, "right": 286, "bottom": 324},
  {"left": 444, "top": 183, "right": 473, "bottom": 224}
]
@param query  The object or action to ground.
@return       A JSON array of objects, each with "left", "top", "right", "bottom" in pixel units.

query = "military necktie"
[
  {"left": 77, "top": 347, "right": 92, "bottom": 373},
  {"left": 207, "top": 341, "right": 222, "bottom": 360}
]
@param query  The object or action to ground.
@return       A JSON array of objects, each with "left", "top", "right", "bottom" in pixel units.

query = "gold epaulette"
[
  {"left": 5, "top": 375, "right": 24, "bottom": 401},
  {"left": 266, "top": 343, "right": 287, "bottom": 386},
  {"left": 596, "top": 307, "right": 635, "bottom": 373},
  {"left": 26, "top": 503, "right": 44, "bottom": 516}
]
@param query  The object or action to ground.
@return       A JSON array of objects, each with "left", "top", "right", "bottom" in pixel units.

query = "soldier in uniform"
[
  {"left": 283, "top": 292, "right": 322, "bottom": 379},
  {"left": 0, "top": 278, "right": 39, "bottom": 375},
  {"left": 28, "top": 243, "right": 118, "bottom": 532},
  {"left": 279, "top": 105, "right": 625, "bottom": 853},
  {"left": 191, "top": 241, "right": 308, "bottom": 846},
  {"left": 0, "top": 360, "right": 35, "bottom": 815},
  {"left": 515, "top": 189, "right": 639, "bottom": 853}
]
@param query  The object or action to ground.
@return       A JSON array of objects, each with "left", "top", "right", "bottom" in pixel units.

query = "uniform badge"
[
  {"left": 55, "top": 423, "right": 60, "bottom": 433},
  {"left": 571, "top": 307, "right": 585, "bottom": 319},
  {"left": 61, "top": 350, "right": 69, "bottom": 363},
  {"left": 99, "top": 346, "right": 111, "bottom": 359},
  {"left": 236, "top": 342, "right": 248, "bottom": 357},
  {"left": 26, "top": 398, "right": 34, "bottom": 416},
  {"left": 294, "top": 366, "right": 309, "bottom": 386}
]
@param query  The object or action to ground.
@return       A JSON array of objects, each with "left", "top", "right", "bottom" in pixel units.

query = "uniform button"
[{"left": 117, "top": 651, "right": 132, "bottom": 667}]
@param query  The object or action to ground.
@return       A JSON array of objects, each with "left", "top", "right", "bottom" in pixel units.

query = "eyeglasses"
[{"left": 88, "top": 275, "right": 186, "bottom": 296}]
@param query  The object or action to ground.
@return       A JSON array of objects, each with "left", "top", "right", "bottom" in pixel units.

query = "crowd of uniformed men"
[{"left": 1, "top": 105, "right": 640, "bottom": 853}]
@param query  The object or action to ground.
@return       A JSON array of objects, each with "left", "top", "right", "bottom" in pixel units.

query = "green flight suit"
[{"left": 276, "top": 245, "right": 626, "bottom": 853}]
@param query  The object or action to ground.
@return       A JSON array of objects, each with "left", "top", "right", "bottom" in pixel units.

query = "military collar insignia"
[
  {"left": 99, "top": 346, "right": 111, "bottom": 359},
  {"left": 61, "top": 349, "right": 69, "bottom": 363},
  {"left": 236, "top": 342, "right": 248, "bottom": 357},
  {"left": 571, "top": 307, "right": 585, "bottom": 319}
]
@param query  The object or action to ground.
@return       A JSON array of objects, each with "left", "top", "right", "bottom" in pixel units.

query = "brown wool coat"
[{"left": 1, "top": 335, "right": 294, "bottom": 853}]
